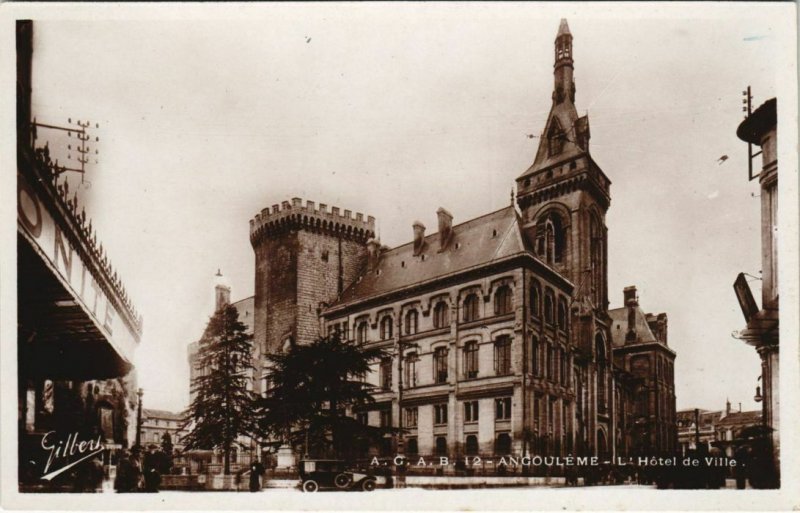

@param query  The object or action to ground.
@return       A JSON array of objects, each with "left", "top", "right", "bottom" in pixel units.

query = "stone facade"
[{"left": 242, "top": 19, "right": 676, "bottom": 463}]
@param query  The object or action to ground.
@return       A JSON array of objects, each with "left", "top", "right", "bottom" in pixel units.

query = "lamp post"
[{"left": 135, "top": 388, "right": 143, "bottom": 449}]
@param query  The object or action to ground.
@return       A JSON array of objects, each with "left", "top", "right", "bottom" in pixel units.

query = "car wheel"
[
  {"left": 361, "top": 479, "right": 376, "bottom": 492},
  {"left": 334, "top": 473, "right": 352, "bottom": 489},
  {"left": 302, "top": 480, "right": 319, "bottom": 493}
]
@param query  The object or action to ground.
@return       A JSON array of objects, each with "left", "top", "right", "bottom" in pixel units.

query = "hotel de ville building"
[{"left": 202, "top": 19, "right": 677, "bottom": 465}]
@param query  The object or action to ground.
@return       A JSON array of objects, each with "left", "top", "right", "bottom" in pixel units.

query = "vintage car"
[{"left": 298, "top": 459, "right": 377, "bottom": 492}]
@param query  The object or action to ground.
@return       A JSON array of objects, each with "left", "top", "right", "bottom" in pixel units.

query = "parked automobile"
[{"left": 298, "top": 459, "right": 377, "bottom": 492}]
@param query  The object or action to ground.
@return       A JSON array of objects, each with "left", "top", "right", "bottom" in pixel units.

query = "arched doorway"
[{"left": 597, "top": 428, "right": 608, "bottom": 459}]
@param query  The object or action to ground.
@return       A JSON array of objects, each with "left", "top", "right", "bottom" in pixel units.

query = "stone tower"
[
  {"left": 515, "top": 19, "right": 614, "bottom": 458},
  {"left": 249, "top": 198, "right": 375, "bottom": 355}
]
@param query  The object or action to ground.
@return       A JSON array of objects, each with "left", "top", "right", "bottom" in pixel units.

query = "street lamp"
[
  {"left": 135, "top": 388, "right": 143, "bottom": 449},
  {"left": 754, "top": 375, "right": 763, "bottom": 402}
]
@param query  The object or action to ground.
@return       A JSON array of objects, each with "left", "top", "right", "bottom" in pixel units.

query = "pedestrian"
[
  {"left": 114, "top": 450, "right": 137, "bottom": 493},
  {"left": 249, "top": 458, "right": 265, "bottom": 492},
  {"left": 734, "top": 444, "right": 750, "bottom": 489}
]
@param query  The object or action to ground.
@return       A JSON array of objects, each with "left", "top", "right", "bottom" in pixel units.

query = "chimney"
[
  {"left": 214, "top": 269, "right": 231, "bottom": 311},
  {"left": 437, "top": 208, "right": 453, "bottom": 251},
  {"left": 726, "top": 398, "right": 731, "bottom": 415},
  {"left": 367, "top": 238, "right": 381, "bottom": 271},
  {"left": 413, "top": 221, "right": 426, "bottom": 256},
  {"left": 625, "top": 286, "right": 637, "bottom": 343}
]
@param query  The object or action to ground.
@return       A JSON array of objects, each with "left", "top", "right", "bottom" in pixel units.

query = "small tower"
[
  {"left": 214, "top": 269, "right": 231, "bottom": 311},
  {"left": 249, "top": 198, "right": 375, "bottom": 354}
]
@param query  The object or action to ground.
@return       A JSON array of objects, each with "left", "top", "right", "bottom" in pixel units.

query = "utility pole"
[
  {"left": 694, "top": 408, "right": 700, "bottom": 449},
  {"left": 395, "top": 314, "right": 406, "bottom": 489}
]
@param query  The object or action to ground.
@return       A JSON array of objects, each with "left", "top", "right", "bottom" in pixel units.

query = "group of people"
[{"left": 114, "top": 446, "right": 168, "bottom": 493}]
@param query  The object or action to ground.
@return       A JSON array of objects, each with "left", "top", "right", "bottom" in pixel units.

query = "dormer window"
[{"left": 547, "top": 117, "right": 566, "bottom": 157}]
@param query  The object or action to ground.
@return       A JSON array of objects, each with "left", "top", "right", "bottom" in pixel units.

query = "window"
[
  {"left": 435, "top": 437, "right": 447, "bottom": 456},
  {"left": 465, "top": 435, "right": 479, "bottom": 456},
  {"left": 536, "top": 213, "right": 566, "bottom": 264},
  {"left": 494, "top": 336, "right": 512, "bottom": 375},
  {"left": 532, "top": 337, "right": 541, "bottom": 377},
  {"left": 405, "top": 352, "right": 419, "bottom": 388},
  {"left": 464, "top": 341, "right": 479, "bottom": 379},
  {"left": 495, "top": 433, "right": 512, "bottom": 455},
  {"left": 557, "top": 298, "right": 567, "bottom": 331},
  {"left": 380, "top": 357, "right": 393, "bottom": 391},
  {"left": 530, "top": 282, "right": 541, "bottom": 317},
  {"left": 495, "top": 397, "right": 512, "bottom": 420},
  {"left": 546, "top": 344, "right": 554, "bottom": 380},
  {"left": 544, "top": 292, "right": 555, "bottom": 324},
  {"left": 404, "top": 310, "right": 418, "bottom": 335},
  {"left": 433, "top": 347, "right": 448, "bottom": 383},
  {"left": 404, "top": 407, "right": 418, "bottom": 428},
  {"left": 462, "top": 294, "right": 480, "bottom": 323},
  {"left": 596, "top": 335, "right": 607, "bottom": 412},
  {"left": 407, "top": 438, "right": 419, "bottom": 455},
  {"left": 434, "top": 404, "right": 448, "bottom": 425},
  {"left": 560, "top": 349, "right": 568, "bottom": 386},
  {"left": 356, "top": 321, "right": 368, "bottom": 344},
  {"left": 380, "top": 409, "right": 392, "bottom": 428},
  {"left": 380, "top": 316, "right": 393, "bottom": 340},
  {"left": 433, "top": 302, "right": 449, "bottom": 328},
  {"left": 494, "top": 286, "right": 512, "bottom": 315},
  {"left": 356, "top": 412, "right": 368, "bottom": 425},
  {"left": 464, "top": 401, "right": 479, "bottom": 423}
]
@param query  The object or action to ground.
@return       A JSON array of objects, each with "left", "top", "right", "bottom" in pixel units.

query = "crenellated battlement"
[{"left": 250, "top": 197, "right": 376, "bottom": 246}]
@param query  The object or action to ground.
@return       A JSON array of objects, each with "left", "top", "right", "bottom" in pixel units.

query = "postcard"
[{"left": 2, "top": 2, "right": 798, "bottom": 511}]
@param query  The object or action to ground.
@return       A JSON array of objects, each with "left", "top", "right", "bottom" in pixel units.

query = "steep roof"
[
  {"left": 327, "top": 206, "right": 553, "bottom": 311},
  {"left": 608, "top": 304, "right": 659, "bottom": 347}
]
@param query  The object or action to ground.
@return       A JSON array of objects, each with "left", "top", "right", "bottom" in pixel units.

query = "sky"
[{"left": 22, "top": 4, "right": 790, "bottom": 414}]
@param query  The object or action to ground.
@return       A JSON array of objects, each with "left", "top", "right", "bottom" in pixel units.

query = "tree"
[
  {"left": 259, "top": 334, "right": 393, "bottom": 460},
  {"left": 182, "top": 304, "right": 259, "bottom": 475},
  {"left": 161, "top": 431, "right": 174, "bottom": 456}
]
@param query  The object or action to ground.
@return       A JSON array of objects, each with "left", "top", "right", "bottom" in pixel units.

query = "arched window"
[
  {"left": 433, "top": 301, "right": 449, "bottom": 328},
  {"left": 462, "top": 294, "right": 480, "bottom": 323},
  {"left": 536, "top": 213, "right": 567, "bottom": 265},
  {"left": 464, "top": 341, "right": 479, "bottom": 379},
  {"left": 530, "top": 281, "right": 541, "bottom": 318},
  {"left": 433, "top": 347, "right": 448, "bottom": 383},
  {"left": 589, "top": 212, "right": 604, "bottom": 307},
  {"left": 435, "top": 436, "right": 448, "bottom": 456},
  {"left": 544, "top": 291, "right": 555, "bottom": 325},
  {"left": 405, "top": 310, "right": 418, "bottom": 335},
  {"left": 495, "top": 433, "right": 512, "bottom": 455},
  {"left": 465, "top": 435, "right": 479, "bottom": 456},
  {"left": 494, "top": 336, "right": 512, "bottom": 375},
  {"left": 596, "top": 334, "right": 607, "bottom": 413},
  {"left": 557, "top": 298, "right": 567, "bottom": 331},
  {"left": 494, "top": 285, "right": 513, "bottom": 315},
  {"left": 356, "top": 321, "right": 368, "bottom": 344},
  {"left": 380, "top": 316, "right": 393, "bottom": 340}
]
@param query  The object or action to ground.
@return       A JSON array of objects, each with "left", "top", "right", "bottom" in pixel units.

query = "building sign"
[
  {"left": 733, "top": 272, "right": 759, "bottom": 323},
  {"left": 17, "top": 171, "right": 139, "bottom": 365}
]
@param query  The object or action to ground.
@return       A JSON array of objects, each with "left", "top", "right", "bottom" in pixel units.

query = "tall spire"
[{"left": 553, "top": 18, "right": 575, "bottom": 105}]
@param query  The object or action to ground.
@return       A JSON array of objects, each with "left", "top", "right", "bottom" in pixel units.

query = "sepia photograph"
[{"left": 2, "top": 2, "right": 798, "bottom": 510}]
